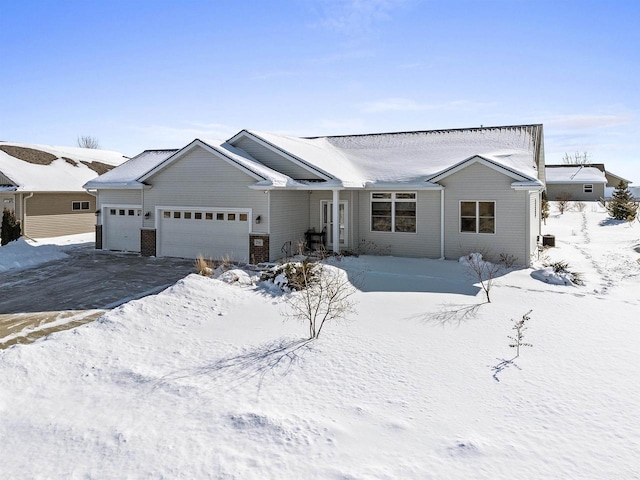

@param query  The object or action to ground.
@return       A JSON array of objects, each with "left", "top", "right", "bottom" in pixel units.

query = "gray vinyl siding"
[
  {"left": 439, "top": 162, "right": 528, "bottom": 265},
  {"left": 268, "top": 190, "right": 310, "bottom": 260},
  {"left": 23, "top": 192, "right": 97, "bottom": 238},
  {"left": 99, "top": 190, "right": 142, "bottom": 205},
  {"left": 97, "top": 190, "right": 143, "bottom": 225},
  {"left": 545, "top": 183, "right": 605, "bottom": 202},
  {"left": 0, "top": 172, "right": 16, "bottom": 185},
  {"left": 233, "top": 137, "right": 325, "bottom": 181},
  {"left": 356, "top": 190, "right": 441, "bottom": 258},
  {"left": 142, "top": 145, "right": 268, "bottom": 232}
]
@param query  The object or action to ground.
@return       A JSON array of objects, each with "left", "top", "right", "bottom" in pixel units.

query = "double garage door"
[{"left": 158, "top": 208, "right": 250, "bottom": 261}]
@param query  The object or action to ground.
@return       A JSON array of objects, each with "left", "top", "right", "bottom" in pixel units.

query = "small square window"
[
  {"left": 228, "top": 213, "right": 236, "bottom": 221},
  {"left": 583, "top": 184, "right": 593, "bottom": 193},
  {"left": 119, "top": 209, "right": 125, "bottom": 216},
  {"left": 184, "top": 212, "right": 192, "bottom": 219},
  {"left": 205, "top": 212, "right": 213, "bottom": 220},
  {"left": 110, "top": 209, "right": 116, "bottom": 215},
  {"left": 239, "top": 213, "right": 247, "bottom": 221},
  {"left": 128, "top": 209, "right": 134, "bottom": 216},
  {"left": 194, "top": 212, "right": 202, "bottom": 220},
  {"left": 72, "top": 201, "right": 81, "bottom": 211},
  {"left": 216, "top": 213, "right": 224, "bottom": 220},
  {"left": 81, "top": 201, "right": 90, "bottom": 210},
  {"left": 173, "top": 211, "right": 181, "bottom": 219},
  {"left": 163, "top": 211, "right": 171, "bottom": 218}
]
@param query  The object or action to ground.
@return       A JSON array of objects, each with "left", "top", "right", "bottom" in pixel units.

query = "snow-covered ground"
[
  {"left": 0, "top": 233, "right": 93, "bottom": 273},
  {"left": 1, "top": 204, "right": 639, "bottom": 479}
]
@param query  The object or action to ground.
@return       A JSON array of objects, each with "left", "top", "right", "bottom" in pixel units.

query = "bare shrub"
[
  {"left": 461, "top": 252, "right": 503, "bottom": 303},
  {"left": 194, "top": 255, "right": 213, "bottom": 276},
  {"left": 284, "top": 262, "right": 357, "bottom": 339},
  {"left": 573, "top": 201, "right": 586, "bottom": 212},
  {"left": 498, "top": 253, "right": 518, "bottom": 269},
  {"left": 357, "top": 239, "right": 391, "bottom": 256},
  {"left": 556, "top": 193, "right": 572, "bottom": 214},
  {"left": 77, "top": 135, "right": 100, "bottom": 149}
]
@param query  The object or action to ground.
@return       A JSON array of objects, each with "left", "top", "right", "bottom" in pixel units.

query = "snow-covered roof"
[
  {"left": 243, "top": 125, "right": 543, "bottom": 187},
  {"left": 0, "top": 142, "right": 127, "bottom": 192},
  {"left": 545, "top": 166, "right": 607, "bottom": 184},
  {"left": 84, "top": 125, "right": 545, "bottom": 192},
  {"left": 86, "top": 140, "right": 304, "bottom": 190},
  {"left": 84, "top": 150, "right": 178, "bottom": 189}
]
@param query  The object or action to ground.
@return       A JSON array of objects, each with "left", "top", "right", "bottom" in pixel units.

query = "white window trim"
[
  {"left": 583, "top": 184, "right": 593, "bottom": 193},
  {"left": 370, "top": 192, "right": 417, "bottom": 234},
  {"left": 459, "top": 200, "right": 496, "bottom": 235}
]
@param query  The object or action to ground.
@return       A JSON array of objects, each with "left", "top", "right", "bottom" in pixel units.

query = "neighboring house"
[
  {"left": 545, "top": 165, "right": 608, "bottom": 201},
  {"left": 84, "top": 124, "right": 546, "bottom": 266},
  {"left": 0, "top": 143, "right": 127, "bottom": 239}
]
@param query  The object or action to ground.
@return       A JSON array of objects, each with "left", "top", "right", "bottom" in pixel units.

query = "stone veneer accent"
[
  {"left": 140, "top": 229, "right": 157, "bottom": 257},
  {"left": 249, "top": 234, "right": 270, "bottom": 264},
  {"left": 95, "top": 225, "right": 102, "bottom": 249}
]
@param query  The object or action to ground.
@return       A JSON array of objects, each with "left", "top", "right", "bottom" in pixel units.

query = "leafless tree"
[
  {"left": 556, "top": 193, "right": 573, "bottom": 214},
  {"left": 77, "top": 135, "right": 100, "bottom": 149},
  {"left": 562, "top": 151, "right": 590, "bottom": 165},
  {"left": 462, "top": 252, "right": 503, "bottom": 303},
  {"left": 284, "top": 262, "right": 357, "bottom": 339}
]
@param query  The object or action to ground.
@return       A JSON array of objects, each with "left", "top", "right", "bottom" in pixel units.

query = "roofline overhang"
[
  {"left": 83, "top": 183, "right": 149, "bottom": 190},
  {"left": 545, "top": 180, "right": 607, "bottom": 185},
  {"left": 511, "top": 182, "right": 545, "bottom": 191},
  {"left": 249, "top": 182, "right": 444, "bottom": 191}
]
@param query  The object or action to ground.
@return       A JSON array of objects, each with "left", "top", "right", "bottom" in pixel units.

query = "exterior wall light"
[{"left": 255, "top": 215, "right": 261, "bottom": 224}]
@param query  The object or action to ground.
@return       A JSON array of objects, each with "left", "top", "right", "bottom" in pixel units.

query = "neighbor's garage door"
[
  {"left": 104, "top": 207, "right": 142, "bottom": 252},
  {"left": 158, "top": 208, "right": 250, "bottom": 261}
]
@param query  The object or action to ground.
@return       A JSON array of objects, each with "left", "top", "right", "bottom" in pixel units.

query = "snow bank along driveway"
[{"left": 0, "top": 204, "right": 639, "bottom": 479}]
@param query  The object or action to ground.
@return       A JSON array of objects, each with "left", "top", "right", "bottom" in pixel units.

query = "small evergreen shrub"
[
  {"left": 606, "top": 181, "right": 638, "bottom": 221},
  {"left": 1, "top": 208, "right": 21, "bottom": 246}
]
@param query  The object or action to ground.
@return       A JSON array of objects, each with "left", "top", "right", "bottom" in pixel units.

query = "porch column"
[{"left": 332, "top": 188, "right": 340, "bottom": 253}]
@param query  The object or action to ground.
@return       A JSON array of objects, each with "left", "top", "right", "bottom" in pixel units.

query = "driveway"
[{"left": 0, "top": 245, "right": 194, "bottom": 348}]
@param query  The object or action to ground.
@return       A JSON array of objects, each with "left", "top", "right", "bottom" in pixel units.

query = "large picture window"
[
  {"left": 371, "top": 192, "right": 416, "bottom": 233},
  {"left": 460, "top": 201, "right": 495, "bottom": 234}
]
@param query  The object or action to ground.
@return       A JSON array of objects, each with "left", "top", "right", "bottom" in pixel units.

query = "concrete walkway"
[{"left": 0, "top": 246, "right": 194, "bottom": 348}]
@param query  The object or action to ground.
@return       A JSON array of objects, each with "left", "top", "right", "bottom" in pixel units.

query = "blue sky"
[{"left": 1, "top": 0, "right": 638, "bottom": 181}]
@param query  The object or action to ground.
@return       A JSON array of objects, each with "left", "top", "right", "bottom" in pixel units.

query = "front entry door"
[{"left": 321, "top": 201, "right": 348, "bottom": 247}]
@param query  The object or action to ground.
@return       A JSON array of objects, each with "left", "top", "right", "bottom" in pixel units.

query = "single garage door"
[
  {"left": 158, "top": 208, "right": 250, "bottom": 261},
  {"left": 104, "top": 206, "right": 142, "bottom": 252}
]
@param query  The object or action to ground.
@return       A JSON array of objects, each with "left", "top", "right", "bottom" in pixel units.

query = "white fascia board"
[
  {"left": 428, "top": 155, "right": 534, "bottom": 183},
  {"left": 545, "top": 179, "right": 607, "bottom": 184},
  {"left": 363, "top": 182, "right": 443, "bottom": 191},
  {"left": 227, "top": 130, "right": 334, "bottom": 181},
  {"left": 511, "top": 181, "right": 545, "bottom": 191},
  {"left": 138, "top": 139, "right": 265, "bottom": 183},
  {"left": 83, "top": 182, "right": 146, "bottom": 190}
]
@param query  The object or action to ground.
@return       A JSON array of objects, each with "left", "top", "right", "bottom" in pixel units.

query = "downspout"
[
  {"left": 22, "top": 192, "right": 34, "bottom": 237},
  {"left": 332, "top": 189, "right": 340, "bottom": 253},
  {"left": 440, "top": 188, "right": 445, "bottom": 259}
]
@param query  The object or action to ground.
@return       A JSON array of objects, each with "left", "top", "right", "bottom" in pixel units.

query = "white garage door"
[
  {"left": 104, "top": 206, "right": 142, "bottom": 252},
  {"left": 158, "top": 208, "right": 250, "bottom": 261}
]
